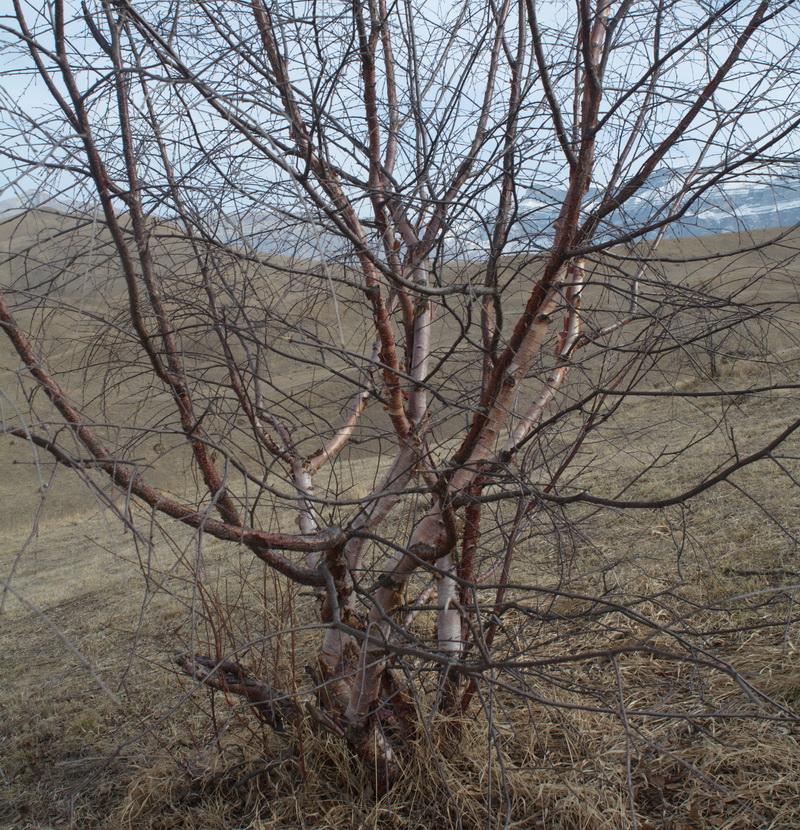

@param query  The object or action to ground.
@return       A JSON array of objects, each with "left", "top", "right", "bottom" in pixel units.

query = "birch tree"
[{"left": 3, "top": 0, "right": 800, "bottom": 787}]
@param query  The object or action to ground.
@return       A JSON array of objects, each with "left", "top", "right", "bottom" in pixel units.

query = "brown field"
[{"left": 3, "top": 213, "right": 800, "bottom": 829}]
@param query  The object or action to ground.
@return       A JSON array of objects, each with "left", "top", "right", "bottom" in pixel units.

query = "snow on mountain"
[
  {"left": 4, "top": 166, "right": 800, "bottom": 261},
  {"left": 520, "top": 165, "right": 800, "bottom": 243}
]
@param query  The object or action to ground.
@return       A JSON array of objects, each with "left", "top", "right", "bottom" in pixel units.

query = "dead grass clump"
[
  {"left": 2, "top": 519, "right": 800, "bottom": 829},
  {"left": 97, "top": 618, "right": 800, "bottom": 830}
]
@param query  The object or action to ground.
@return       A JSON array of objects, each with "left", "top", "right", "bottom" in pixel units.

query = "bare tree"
[{"left": 3, "top": 0, "right": 800, "bottom": 804}]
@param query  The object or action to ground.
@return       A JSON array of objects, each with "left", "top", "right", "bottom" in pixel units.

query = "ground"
[{"left": 3, "top": 220, "right": 800, "bottom": 828}]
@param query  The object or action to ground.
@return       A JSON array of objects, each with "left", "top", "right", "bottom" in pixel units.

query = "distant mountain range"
[
  {"left": 519, "top": 165, "right": 800, "bottom": 243},
  {"left": 4, "top": 164, "right": 800, "bottom": 259}
]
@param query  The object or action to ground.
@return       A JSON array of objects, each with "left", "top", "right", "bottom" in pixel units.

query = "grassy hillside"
[{"left": 3, "top": 213, "right": 800, "bottom": 828}]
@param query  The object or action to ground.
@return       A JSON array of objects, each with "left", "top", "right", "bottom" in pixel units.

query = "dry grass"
[
  {"left": 3, "top": 416, "right": 800, "bottom": 829},
  {"left": 3, "top": 219, "right": 800, "bottom": 828}
]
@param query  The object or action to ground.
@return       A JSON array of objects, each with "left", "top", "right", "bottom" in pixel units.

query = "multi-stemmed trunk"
[{"left": 3, "top": 0, "right": 797, "bottom": 792}]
